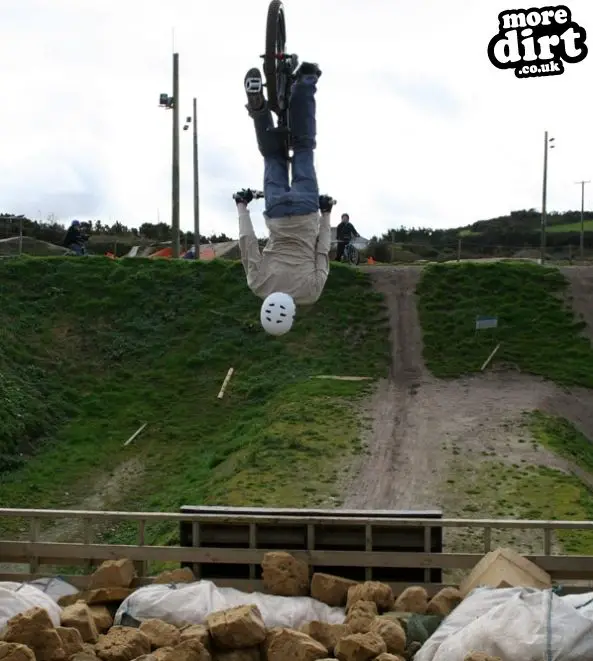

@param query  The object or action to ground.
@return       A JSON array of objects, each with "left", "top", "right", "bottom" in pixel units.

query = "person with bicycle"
[
  {"left": 233, "top": 61, "right": 336, "bottom": 306},
  {"left": 62, "top": 219, "right": 89, "bottom": 256},
  {"left": 335, "top": 213, "right": 360, "bottom": 262}
]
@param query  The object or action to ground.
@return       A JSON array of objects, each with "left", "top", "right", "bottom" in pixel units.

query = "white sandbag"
[
  {"left": 27, "top": 577, "right": 79, "bottom": 602},
  {"left": 114, "top": 580, "right": 345, "bottom": 629},
  {"left": 561, "top": 591, "right": 593, "bottom": 618},
  {"left": 416, "top": 587, "right": 528, "bottom": 661},
  {"left": 0, "top": 582, "right": 62, "bottom": 632},
  {"left": 422, "top": 589, "right": 593, "bottom": 661}
]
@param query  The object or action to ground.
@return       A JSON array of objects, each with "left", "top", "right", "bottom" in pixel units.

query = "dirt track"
[{"left": 342, "top": 266, "right": 593, "bottom": 513}]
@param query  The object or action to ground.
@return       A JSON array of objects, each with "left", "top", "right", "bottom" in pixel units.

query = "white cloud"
[{"left": 0, "top": 0, "right": 592, "bottom": 239}]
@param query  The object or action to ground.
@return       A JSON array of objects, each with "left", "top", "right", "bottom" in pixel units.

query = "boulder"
[
  {"left": 345, "top": 601, "right": 378, "bottom": 634},
  {"left": 2, "top": 607, "right": 65, "bottom": 661},
  {"left": 0, "top": 642, "right": 36, "bottom": 661},
  {"left": 93, "top": 626, "right": 151, "bottom": 661},
  {"left": 89, "top": 606, "right": 114, "bottom": 633},
  {"left": 61, "top": 601, "right": 99, "bottom": 643},
  {"left": 369, "top": 618, "right": 406, "bottom": 656},
  {"left": 346, "top": 582, "right": 393, "bottom": 612},
  {"left": 376, "top": 655, "right": 405, "bottom": 661},
  {"left": 310, "top": 573, "right": 358, "bottom": 607},
  {"left": 300, "top": 621, "right": 348, "bottom": 655},
  {"left": 393, "top": 587, "right": 428, "bottom": 614},
  {"left": 153, "top": 567, "right": 196, "bottom": 584},
  {"left": 335, "top": 632, "right": 387, "bottom": 661},
  {"left": 426, "top": 587, "right": 462, "bottom": 616},
  {"left": 206, "top": 605, "right": 267, "bottom": 650},
  {"left": 139, "top": 619, "right": 180, "bottom": 649},
  {"left": 213, "top": 648, "right": 261, "bottom": 661},
  {"left": 88, "top": 559, "right": 136, "bottom": 590},
  {"left": 265, "top": 628, "right": 328, "bottom": 661},
  {"left": 261, "top": 552, "right": 309, "bottom": 597},
  {"left": 179, "top": 624, "right": 211, "bottom": 649},
  {"left": 70, "top": 652, "right": 98, "bottom": 661},
  {"left": 180, "top": 624, "right": 210, "bottom": 648},
  {"left": 56, "top": 626, "right": 84, "bottom": 656},
  {"left": 59, "top": 588, "right": 134, "bottom": 608}
]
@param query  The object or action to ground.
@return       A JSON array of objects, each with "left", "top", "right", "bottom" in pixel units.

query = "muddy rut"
[{"left": 342, "top": 266, "right": 593, "bottom": 512}]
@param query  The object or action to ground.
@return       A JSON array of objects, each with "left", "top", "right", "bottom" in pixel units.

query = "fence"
[{"left": 1, "top": 508, "right": 593, "bottom": 594}]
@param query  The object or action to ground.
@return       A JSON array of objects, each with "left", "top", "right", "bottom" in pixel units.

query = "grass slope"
[
  {"left": 0, "top": 257, "right": 389, "bottom": 543},
  {"left": 416, "top": 261, "right": 593, "bottom": 384}
]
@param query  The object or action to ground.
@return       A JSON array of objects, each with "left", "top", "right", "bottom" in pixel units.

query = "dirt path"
[
  {"left": 342, "top": 266, "right": 593, "bottom": 514},
  {"left": 560, "top": 266, "right": 593, "bottom": 341}
]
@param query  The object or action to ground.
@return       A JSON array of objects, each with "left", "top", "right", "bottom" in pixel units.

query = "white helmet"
[{"left": 260, "top": 292, "right": 296, "bottom": 336}]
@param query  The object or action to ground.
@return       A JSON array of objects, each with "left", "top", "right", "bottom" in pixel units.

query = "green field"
[
  {"left": 0, "top": 257, "right": 390, "bottom": 543},
  {"left": 546, "top": 220, "right": 593, "bottom": 233},
  {"left": 416, "top": 261, "right": 593, "bottom": 385}
]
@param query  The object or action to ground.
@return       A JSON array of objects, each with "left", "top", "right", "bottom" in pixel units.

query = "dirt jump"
[{"left": 341, "top": 266, "right": 593, "bottom": 515}]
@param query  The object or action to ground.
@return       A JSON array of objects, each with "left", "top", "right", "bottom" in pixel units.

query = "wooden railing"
[{"left": 0, "top": 508, "right": 592, "bottom": 595}]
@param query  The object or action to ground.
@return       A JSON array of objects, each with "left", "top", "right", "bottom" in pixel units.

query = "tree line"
[{"left": 0, "top": 214, "right": 233, "bottom": 246}]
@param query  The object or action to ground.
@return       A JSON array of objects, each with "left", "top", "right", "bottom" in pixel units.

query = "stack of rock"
[{"left": 0, "top": 552, "right": 502, "bottom": 661}]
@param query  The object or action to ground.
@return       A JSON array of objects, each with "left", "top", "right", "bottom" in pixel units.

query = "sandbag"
[
  {"left": 415, "top": 587, "right": 527, "bottom": 661},
  {"left": 0, "top": 582, "right": 62, "bottom": 632},
  {"left": 417, "top": 587, "right": 593, "bottom": 661},
  {"left": 114, "top": 580, "right": 345, "bottom": 629},
  {"left": 26, "top": 577, "right": 78, "bottom": 602},
  {"left": 561, "top": 591, "right": 593, "bottom": 618}
]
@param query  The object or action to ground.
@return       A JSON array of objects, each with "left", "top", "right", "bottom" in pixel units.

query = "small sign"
[{"left": 475, "top": 315, "right": 498, "bottom": 330}]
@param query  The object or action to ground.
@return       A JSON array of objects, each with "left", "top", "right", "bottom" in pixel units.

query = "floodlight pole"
[
  {"left": 576, "top": 180, "right": 590, "bottom": 259},
  {"left": 540, "top": 131, "right": 555, "bottom": 264}
]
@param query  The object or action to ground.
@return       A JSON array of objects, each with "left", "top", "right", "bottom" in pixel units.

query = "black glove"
[
  {"left": 319, "top": 195, "right": 336, "bottom": 213},
  {"left": 233, "top": 188, "right": 254, "bottom": 205}
]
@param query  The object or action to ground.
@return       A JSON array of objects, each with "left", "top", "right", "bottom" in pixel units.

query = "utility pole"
[
  {"left": 575, "top": 180, "right": 590, "bottom": 259},
  {"left": 172, "top": 53, "right": 180, "bottom": 258},
  {"left": 540, "top": 131, "right": 555, "bottom": 264},
  {"left": 192, "top": 97, "right": 200, "bottom": 259},
  {"left": 159, "top": 52, "right": 181, "bottom": 258}
]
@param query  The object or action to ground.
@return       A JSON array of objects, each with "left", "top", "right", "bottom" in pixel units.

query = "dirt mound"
[
  {"left": 561, "top": 266, "right": 593, "bottom": 341},
  {"left": 342, "top": 266, "right": 593, "bottom": 514}
]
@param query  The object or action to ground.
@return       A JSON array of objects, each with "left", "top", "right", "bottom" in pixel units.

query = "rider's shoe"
[
  {"left": 244, "top": 68, "right": 265, "bottom": 112},
  {"left": 295, "top": 62, "right": 322, "bottom": 79},
  {"left": 319, "top": 195, "right": 336, "bottom": 212}
]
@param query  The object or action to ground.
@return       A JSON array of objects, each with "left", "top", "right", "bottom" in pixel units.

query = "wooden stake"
[
  {"left": 218, "top": 368, "right": 234, "bottom": 399},
  {"left": 313, "top": 375, "right": 373, "bottom": 381},
  {"left": 123, "top": 423, "right": 147, "bottom": 447},
  {"left": 481, "top": 343, "right": 501, "bottom": 371}
]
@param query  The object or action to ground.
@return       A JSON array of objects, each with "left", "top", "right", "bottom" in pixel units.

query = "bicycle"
[
  {"left": 261, "top": 0, "right": 299, "bottom": 158},
  {"left": 340, "top": 239, "right": 360, "bottom": 266}
]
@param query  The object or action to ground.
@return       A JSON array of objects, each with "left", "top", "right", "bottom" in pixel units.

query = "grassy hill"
[
  {"left": 416, "top": 261, "right": 593, "bottom": 385},
  {"left": 0, "top": 257, "right": 389, "bottom": 543}
]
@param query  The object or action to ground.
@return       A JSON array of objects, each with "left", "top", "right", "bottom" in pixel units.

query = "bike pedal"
[{"left": 245, "top": 77, "right": 263, "bottom": 93}]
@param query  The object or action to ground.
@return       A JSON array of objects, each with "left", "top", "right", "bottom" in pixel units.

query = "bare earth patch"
[{"left": 341, "top": 266, "right": 593, "bottom": 563}]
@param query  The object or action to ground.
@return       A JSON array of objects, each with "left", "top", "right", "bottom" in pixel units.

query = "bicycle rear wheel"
[
  {"left": 348, "top": 246, "right": 360, "bottom": 266},
  {"left": 264, "top": 0, "right": 287, "bottom": 114}
]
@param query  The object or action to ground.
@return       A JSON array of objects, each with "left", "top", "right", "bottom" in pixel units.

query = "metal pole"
[
  {"left": 576, "top": 180, "right": 590, "bottom": 259},
  {"left": 18, "top": 216, "right": 23, "bottom": 255},
  {"left": 172, "top": 52, "right": 180, "bottom": 258},
  {"left": 540, "top": 131, "right": 548, "bottom": 264},
  {"left": 192, "top": 97, "right": 200, "bottom": 260}
]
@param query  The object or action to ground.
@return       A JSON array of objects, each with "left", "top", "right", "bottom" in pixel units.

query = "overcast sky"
[{"left": 1, "top": 0, "right": 592, "bottom": 239}]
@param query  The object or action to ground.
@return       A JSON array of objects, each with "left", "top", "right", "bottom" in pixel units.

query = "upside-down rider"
[{"left": 234, "top": 61, "right": 335, "bottom": 306}]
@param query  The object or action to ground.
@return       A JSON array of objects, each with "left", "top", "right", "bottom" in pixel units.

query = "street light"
[
  {"left": 159, "top": 52, "right": 180, "bottom": 258},
  {"left": 575, "top": 180, "right": 590, "bottom": 259},
  {"left": 540, "top": 131, "right": 555, "bottom": 264},
  {"left": 183, "top": 99, "right": 200, "bottom": 260}
]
